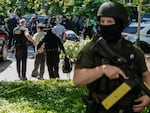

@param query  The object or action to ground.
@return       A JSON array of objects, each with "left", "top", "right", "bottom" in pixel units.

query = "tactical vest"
[
  {"left": 87, "top": 38, "right": 141, "bottom": 109},
  {"left": 13, "top": 26, "right": 27, "bottom": 47}
]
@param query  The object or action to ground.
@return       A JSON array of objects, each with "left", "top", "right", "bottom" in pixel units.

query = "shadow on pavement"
[{"left": 0, "top": 60, "right": 12, "bottom": 73}]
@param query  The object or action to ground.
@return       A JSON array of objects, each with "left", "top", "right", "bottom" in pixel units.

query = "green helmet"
[{"left": 97, "top": 1, "right": 129, "bottom": 27}]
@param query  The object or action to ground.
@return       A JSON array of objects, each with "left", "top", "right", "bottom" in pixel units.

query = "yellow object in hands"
[
  {"left": 101, "top": 82, "right": 132, "bottom": 110},
  {"left": 144, "top": 82, "right": 150, "bottom": 90}
]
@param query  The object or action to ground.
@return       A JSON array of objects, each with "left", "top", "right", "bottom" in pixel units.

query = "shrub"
[
  {"left": 61, "top": 39, "right": 91, "bottom": 62},
  {"left": 0, "top": 80, "right": 88, "bottom": 113},
  {"left": 0, "top": 80, "right": 149, "bottom": 113}
]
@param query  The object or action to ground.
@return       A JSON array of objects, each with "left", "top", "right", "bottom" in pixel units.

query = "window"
[{"left": 123, "top": 26, "right": 144, "bottom": 34}]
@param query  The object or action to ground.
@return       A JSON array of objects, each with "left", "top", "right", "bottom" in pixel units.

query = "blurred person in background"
[
  {"left": 29, "top": 15, "right": 39, "bottom": 36},
  {"left": 7, "top": 13, "right": 18, "bottom": 50},
  {"left": 73, "top": 13, "right": 84, "bottom": 35},
  {"left": 52, "top": 17, "right": 66, "bottom": 43}
]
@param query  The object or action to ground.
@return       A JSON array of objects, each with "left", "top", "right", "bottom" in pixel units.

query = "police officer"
[
  {"left": 13, "top": 19, "right": 35, "bottom": 80},
  {"left": 73, "top": 1, "right": 150, "bottom": 113},
  {"left": 37, "top": 28, "right": 66, "bottom": 78}
]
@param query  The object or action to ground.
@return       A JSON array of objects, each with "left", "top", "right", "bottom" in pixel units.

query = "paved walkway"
[
  {"left": 0, "top": 47, "right": 74, "bottom": 82},
  {"left": 1, "top": 47, "right": 150, "bottom": 82}
]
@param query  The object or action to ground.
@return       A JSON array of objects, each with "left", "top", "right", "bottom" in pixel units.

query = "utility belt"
[
  {"left": 47, "top": 48, "right": 58, "bottom": 52},
  {"left": 83, "top": 95, "right": 135, "bottom": 113}
]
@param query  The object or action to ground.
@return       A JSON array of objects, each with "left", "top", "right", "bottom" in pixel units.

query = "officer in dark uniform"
[
  {"left": 37, "top": 28, "right": 65, "bottom": 78},
  {"left": 13, "top": 19, "right": 35, "bottom": 80},
  {"left": 73, "top": 1, "right": 150, "bottom": 113}
]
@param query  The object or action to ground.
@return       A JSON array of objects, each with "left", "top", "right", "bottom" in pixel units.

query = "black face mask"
[{"left": 100, "top": 20, "right": 123, "bottom": 43}]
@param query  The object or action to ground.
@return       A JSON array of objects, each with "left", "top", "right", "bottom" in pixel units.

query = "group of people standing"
[
  {"left": 11, "top": 13, "right": 98, "bottom": 81},
  {"left": 13, "top": 15, "right": 67, "bottom": 81}
]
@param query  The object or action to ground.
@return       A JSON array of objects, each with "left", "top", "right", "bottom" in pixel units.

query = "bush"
[
  {"left": 0, "top": 80, "right": 88, "bottom": 113},
  {"left": 62, "top": 39, "right": 91, "bottom": 62},
  {"left": 0, "top": 80, "right": 149, "bottom": 113}
]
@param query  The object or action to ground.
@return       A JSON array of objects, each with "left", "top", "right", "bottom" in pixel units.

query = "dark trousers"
[
  {"left": 31, "top": 53, "right": 45, "bottom": 78},
  {"left": 46, "top": 51, "right": 60, "bottom": 78},
  {"left": 16, "top": 58, "right": 27, "bottom": 79},
  {"left": 15, "top": 46, "right": 27, "bottom": 80},
  {"left": 8, "top": 32, "right": 14, "bottom": 49}
]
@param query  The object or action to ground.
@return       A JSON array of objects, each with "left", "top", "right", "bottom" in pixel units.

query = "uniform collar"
[{"left": 108, "top": 38, "right": 123, "bottom": 50}]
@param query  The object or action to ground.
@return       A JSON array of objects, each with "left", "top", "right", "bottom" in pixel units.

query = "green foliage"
[
  {"left": 142, "top": 107, "right": 150, "bottom": 113},
  {"left": 81, "top": 0, "right": 104, "bottom": 18},
  {"left": 0, "top": 80, "right": 149, "bottom": 113},
  {"left": 1, "top": 0, "right": 150, "bottom": 20},
  {"left": 74, "top": 0, "right": 83, "bottom": 6},
  {"left": 62, "top": 39, "right": 91, "bottom": 61},
  {"left": 0, "top": 80, "right": 88, "bottom": 113}
]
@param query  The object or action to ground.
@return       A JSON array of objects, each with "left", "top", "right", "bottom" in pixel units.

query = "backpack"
[{"left": 62, "top": 56, "right": 72, "bottom": 73}]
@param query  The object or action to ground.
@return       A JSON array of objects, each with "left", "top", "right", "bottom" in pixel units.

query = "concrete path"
[
  {"left": 0, "top": 47, "right": 74, "bottom": 82},
  {"left": 1, "top": 46, "right": 150, "bottom": 82}
]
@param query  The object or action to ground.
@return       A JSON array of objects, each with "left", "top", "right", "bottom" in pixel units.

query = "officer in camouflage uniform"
[{"left": 73, "top": 1, "right": 150, "bottom": 113}]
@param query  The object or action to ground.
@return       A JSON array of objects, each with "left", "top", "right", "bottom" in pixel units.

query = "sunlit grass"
[{"left": 0, "top": 80, "right": 87, "bottom": 113}]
